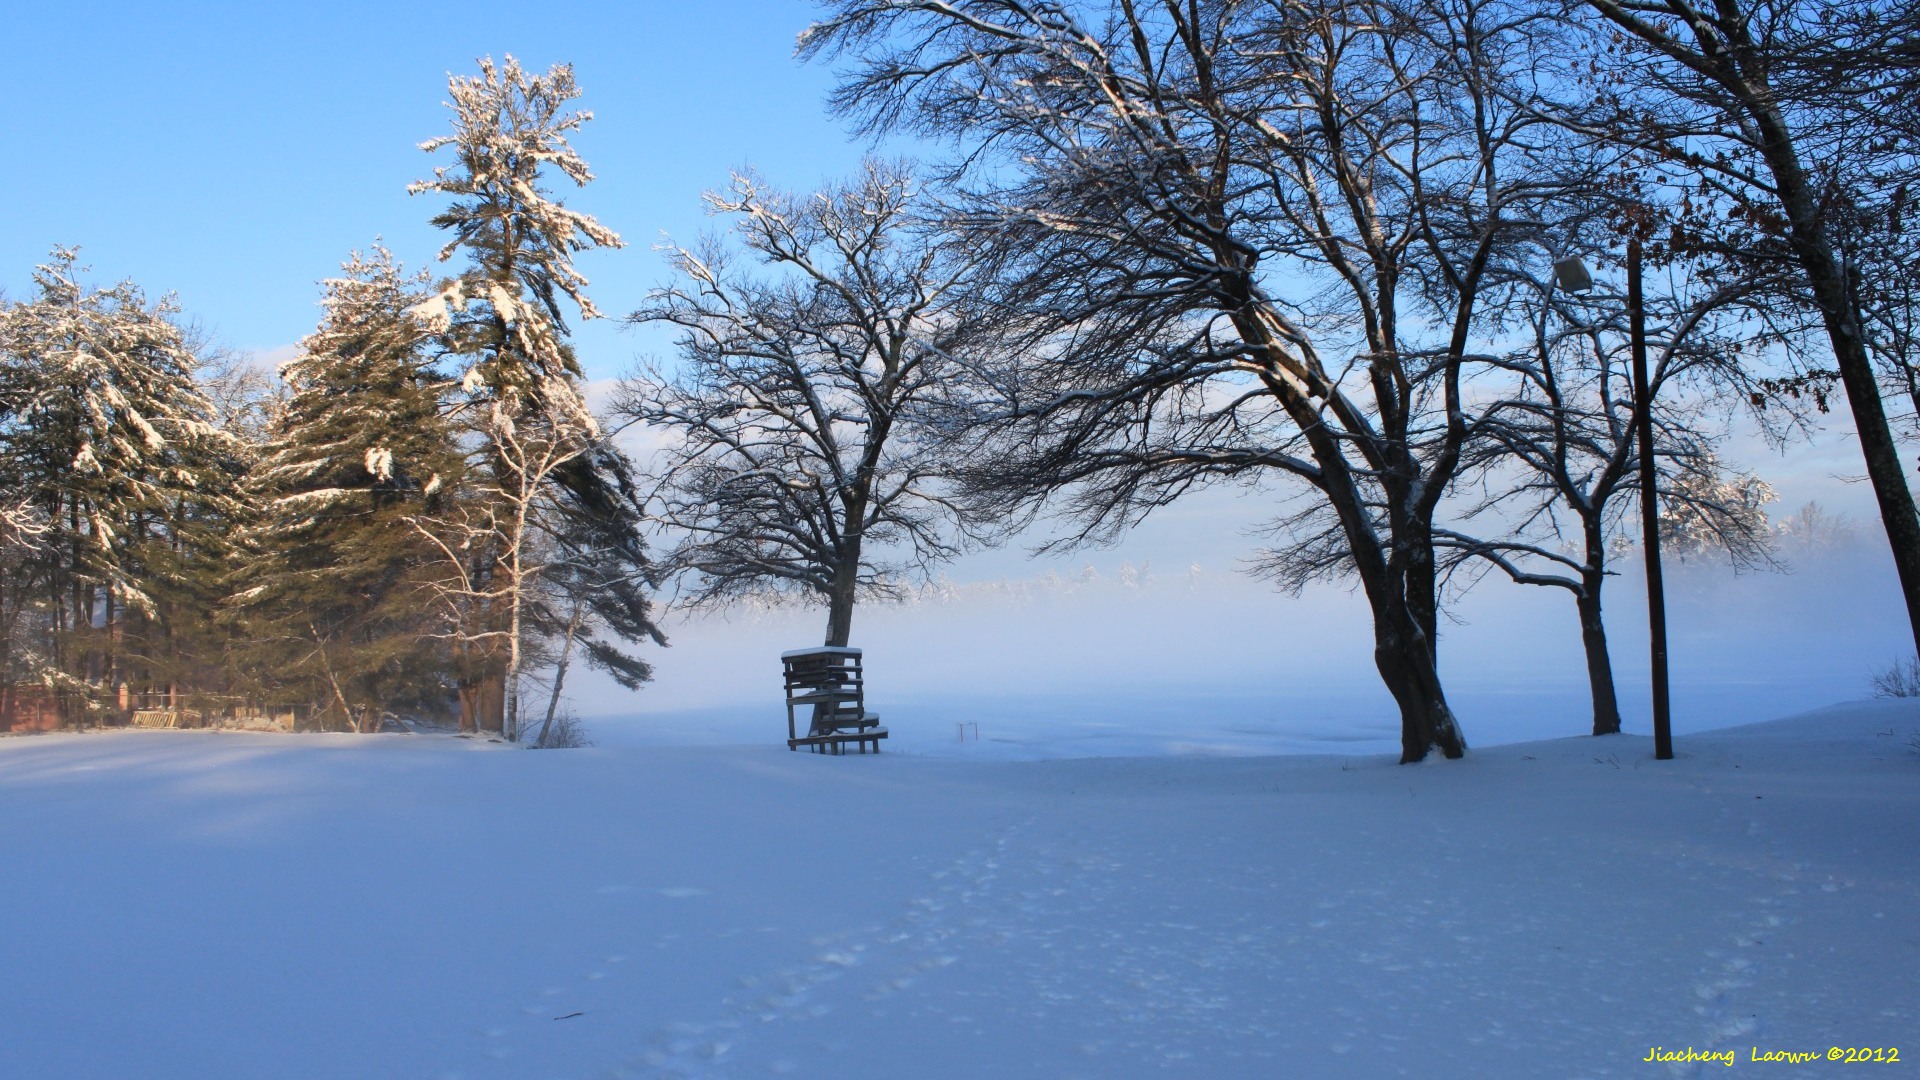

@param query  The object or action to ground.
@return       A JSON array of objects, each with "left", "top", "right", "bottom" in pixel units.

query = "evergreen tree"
[
  {"left": 0, "top": 248, "right": 239, "bottom": 723},
  {"left": 0, "top": 351, "right": 51, "bottom": 723},
  {"left": 231, "top": 248, "right": 463, "bottom": 731},
  {"left": 409, "top": 56, "right": 657, "bottom": 737},
  {"left": 408, "top": 54, "right": 620, "bottom": 428}
]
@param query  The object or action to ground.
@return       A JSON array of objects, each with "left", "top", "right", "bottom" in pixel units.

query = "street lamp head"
[{"left": 1552, "top": 256, "right": 1594, "bottom": 294}]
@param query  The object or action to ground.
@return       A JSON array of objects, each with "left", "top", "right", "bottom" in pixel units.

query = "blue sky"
[{"left": 0, "top": 1, "right": 870, "bottom": 373}]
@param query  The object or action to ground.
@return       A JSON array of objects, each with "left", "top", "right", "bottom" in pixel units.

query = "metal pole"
[{"left": 1628, "top": 237, "right": 1674, "bottom": 759}]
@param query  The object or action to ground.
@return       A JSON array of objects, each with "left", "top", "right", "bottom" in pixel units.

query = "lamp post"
[{"left": 1554, "top": 240, "right": 1674, "bottom": 759}]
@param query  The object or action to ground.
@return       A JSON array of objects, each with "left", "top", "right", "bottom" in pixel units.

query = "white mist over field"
[{"left": 579, "top": 509, "right": 1906, "bottom": 760}]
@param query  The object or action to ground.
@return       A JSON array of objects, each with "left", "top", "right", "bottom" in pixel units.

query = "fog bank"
[{"left": 568, "top": 516, "right": 1901, "bottom": 757}]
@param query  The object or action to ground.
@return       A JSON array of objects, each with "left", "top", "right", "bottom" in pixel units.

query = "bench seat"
[{"left": 788, "top": 727, "right": 889, "bottom": 754}]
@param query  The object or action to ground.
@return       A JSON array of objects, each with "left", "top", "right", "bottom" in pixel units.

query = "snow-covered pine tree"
[
  {"left": 408, "top": 54, "right": 620, "bottom": 429},
  {"left": 0, "top": 248, "right": 240, "bottom": 724},
  {"left": 232, "top": 247, "right": 464, "bottom": 732},
  {"left": 1658, "top": 455, "right": 1777, "bottom": 564},
  {"left": 0, "top": 360, "right": 51, "bottom": 724},
  {"left": 409, "top": 56, "right": 657, "bottom": 738}
]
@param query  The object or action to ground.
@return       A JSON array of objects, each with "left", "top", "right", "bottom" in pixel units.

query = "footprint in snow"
[{"left": 607, "top": 820, "right": 1036, "bottom": 1076}]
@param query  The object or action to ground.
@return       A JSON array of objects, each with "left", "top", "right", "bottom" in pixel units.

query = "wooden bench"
[
  {"left": 782, "top": 646, "right": 886, "bottom": 753},
  {"left": 788, "top": 726, "right": 889, "bottom": 754}
]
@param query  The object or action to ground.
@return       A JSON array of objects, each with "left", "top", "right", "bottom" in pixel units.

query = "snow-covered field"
[{"left": 1, "top": 698, "right": 1913, "bottom": 1079}]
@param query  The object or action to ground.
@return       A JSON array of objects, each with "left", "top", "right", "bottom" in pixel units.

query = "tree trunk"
[
  {"left": 49, "top": 563, "right": 68, "bottom": 726},
  {"left": 457, "top": 676, "right": 480, "bottom": 734},
  {"left": 1815, "top": 269, "right": 1920, "bottom": 659},
  {"left": 1742, "top": 70, "right": 1920, "bottom": 652},
  {"left": 1379, "top": 518, "right": 1465, "bottom": 762},
  {"left": 76, "top": 579, "right": 96, "bottom": 694},
  {"left": 1348, "top": 477, "right": 1465, "bottom": 762},
  {"left": 824, "top": 559, "right": 859, "bottom": 648},
  {"left": 103, "top": 592, "right": 122, "bottom": 725},
  {"left": 1233, "top": 300, "right": 1470, "bottom": 763},
  {"left": 1371, "top": 605, "right": 1468, "bottom": 763},
  {"left": 1279, "top": 422, "right": 1467, "bottom": 762},
  {"left": 1405, "top": 522, "right": 1442, "bottom": 666},
  {"left": 0, "top": 578, "right": 13, "bottom": 721},
  {"left": 823, "top": 518, "right": 866, "bottom": 648},
  {"left": 1576, "top": 583, "right": 1622, "bottom": 736},
  {"left": 479, "top": 670, "right": 506, "bottom": 734},
  {"left": 535, "top": 604, "right": 584, "bottom": 748}
]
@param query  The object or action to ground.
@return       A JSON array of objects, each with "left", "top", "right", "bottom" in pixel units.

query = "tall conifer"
[
  {"left": 233, "top": 248, "right": 463, "bottom": 730},
  {"left": 410, "top": 56, "right": 658, "bottom": 735},
  {"left": 0, "top": 248, "right": 238, "bottom": 723}
]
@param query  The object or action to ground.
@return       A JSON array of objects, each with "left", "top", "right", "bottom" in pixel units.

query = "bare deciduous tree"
[
  {"left": 622, "top": 163, "right": 987, "bottom": 647},
  {"left": 410, "top": 392, "right": 598, "bottom": 741},
  {"left": 806, "top": 0, "right": 1606, "bottom": 760},
  {"left": 1435, "top": 244, "right": 1781, "bottom": 735},
  {"left": 1572, "top": 0, "right": 1920, "bottom": 656}
]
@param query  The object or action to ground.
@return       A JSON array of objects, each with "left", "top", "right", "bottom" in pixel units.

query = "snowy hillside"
[{"left": 0, "top": 699, "right": 1913, "bottom": 1079}]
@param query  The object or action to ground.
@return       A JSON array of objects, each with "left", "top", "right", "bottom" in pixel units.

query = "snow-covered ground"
[{"left": 1, "top": 698, "right": 1913, "bottom": 1079}]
